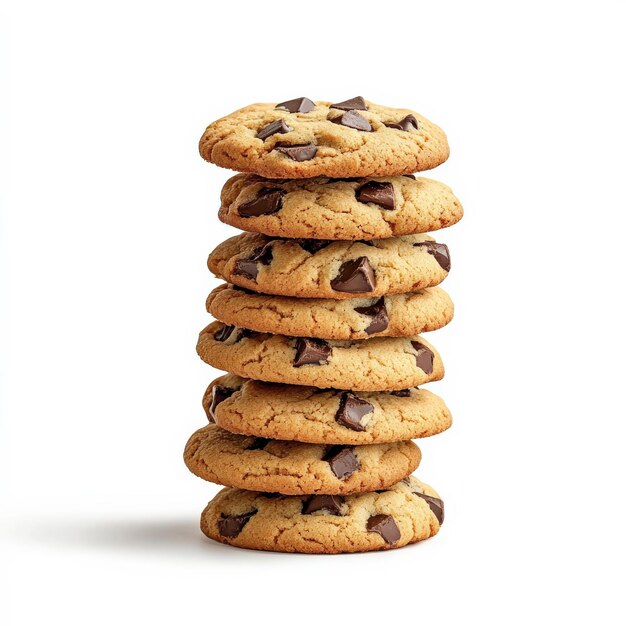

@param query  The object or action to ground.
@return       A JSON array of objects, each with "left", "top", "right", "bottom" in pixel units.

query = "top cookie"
[
  {"left": 218, "top": 174, "right": 463, "bottom": 240},
  {"left": 199, "top": 97, "right": 449, "bottom": 178}
]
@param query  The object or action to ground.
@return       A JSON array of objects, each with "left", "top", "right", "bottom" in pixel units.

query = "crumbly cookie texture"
[
  {"left": 206, "top": 284, "right": 453, "bottom": 340},
  {"left": 219, "top": 173, "right": 463, "bottom": 240},
  {"left": 196, "top": 321, "right": 444, "bottom": 391},
  {"left": 203, "top": 375, "right": 452, "bottom": 445},
  {"left": 184, "top": 424, "right": 420, "bottom": 495},
  {"left": 199, "top": 98, "right": 449, "bottom": 179},
  {"left": 207, "top": 232, "right": 450, "bottom": 299},
  {"left": 200, "top": 476, "right": 443, "bottom": 554}
]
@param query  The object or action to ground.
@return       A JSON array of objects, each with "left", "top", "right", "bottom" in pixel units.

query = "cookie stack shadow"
[{"left": 185, "top": 96, "right": 463, "bottom": 554}]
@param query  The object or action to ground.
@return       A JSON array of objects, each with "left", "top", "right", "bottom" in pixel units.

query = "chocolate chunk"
[
  {"left": 275, "top": 143, "right": 318, "bottom": 161},
  {"left": 246, "top": 437, "right": 270, "bottom": 451},
  {"left": 367, "top": 514, "right": 401, "bottom": 544},
  {"left": 385, "top": 114, "right": 418, "bottom": 131},
  {"left": 335, "top": 393, "right": 373, "bottom": 432},
  {"left": 214, "top": 325, "right": 254, "bottom": 345},
  {"left": 238, "top": 189, "right": 284, "bottom": 217},
  {"left": 414, "top": 241, "right": 451, "bottom": 272},
  {"left": 354, "top": 297, "right": 388, "bottom": 334},
  {"left": 218, "top": 510, "right": 256, "bottom": 538},
  {"left": 296, "top": 239, "right": 332, "bottom": 254},
  {"left": 355, "top": 181, "right": 395, "bottom": 210},
  {"left": 411, "top": 340, "right": 434, "bottom": 374},
  {"left": 255, "top": 119, "right": 293, "bottom": 141},
  {"left": 214, "top": 324, "right": 236, "bottom": 342},
  {"left": 403, "top": 174, "right": 416, "bottom": 179},
  {"left": 275, "top": 97, "right": 315, "bottom": 113},
  {"left": 390, "top": 388, "right": 412, "bottom": 397},
  {"left": 330, "top": 110, "right": 372, "bottom": 132},
  {"left": 233, "top": 258, "right": 259, "bottom": 281},
  {"left": 414, "top": 492, "right": 445, "bottom": 525},
  {"left": 293, "top": 337, "right": 332, "bottom": 367},
  {"left": 330, "top": 257, "right": 376, "bottom": 293},
  {"left": 302, "top": 494, "right": 344, "bottom": 515},
  {"left": 208, "top": 385, "right": 236, "bottom": 423},
  {"left": 401, "top": 477, "right": 412, "bottom": 486},
  {"left": 233, "top": 244, "right": 273, "bottom": 281},
  {"left": 330, "top": 96, "right": 367, "bottom": 111},
  {"left": 323, "top": 446, "right": 360, "bottom": 479}
]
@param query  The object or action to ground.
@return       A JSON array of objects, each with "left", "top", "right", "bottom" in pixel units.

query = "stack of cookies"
[{"left": 185, "top": 96, "right": 462, "bottom": 554}]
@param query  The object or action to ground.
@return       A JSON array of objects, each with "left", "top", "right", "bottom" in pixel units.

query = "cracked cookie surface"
[
  {"left": 208, "top": 232, "right": 450, "bottom": 299},
  {"left": 197, "top": 321, "right": 444, "bottom": 391},
  {"left": 199, "top": 98, "right": 449, "bottom": 178},
  {"left": 200, "top": 476, "right": 443, "bottom": 553},
  {"left": 219, "top": 173, "right": 463, "bottom": 240},
  {"left": 184, "top": 424, "right": 420, "bottom": 495},
  {"left": 203, "top": 375, "right": 452, "bottom": 445},
  {"left": 207, "top": 283, "right": 453, "bottom": 340}
]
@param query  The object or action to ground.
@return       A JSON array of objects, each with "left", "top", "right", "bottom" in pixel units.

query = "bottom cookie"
[{"left": 200, "top": 476, "right": 444, "bottom": 554}]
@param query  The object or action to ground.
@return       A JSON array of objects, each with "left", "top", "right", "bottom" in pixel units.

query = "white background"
[{"left": 2, "top": 1, "right": 625, "bottom": 624}]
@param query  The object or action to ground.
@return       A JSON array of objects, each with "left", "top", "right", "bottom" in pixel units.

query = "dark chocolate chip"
[
  {"left": 390, "top": 388, "right": 412, "bottom": 397},
  {"left": 233, "top": 244, "right": 273, "bottom": 281},
  {"left": 323, "top": 446, "right": 360, "bottom": 479},
  {"left": 261, "top": 492, "right": 284, "bottom": 499},
  {"left": 354, "top": 297, "right": 389, "bottom": 334},
  {"left": 255, "top": 119, "right": 293, "bottom": 141},
  {"left": 214, "top": 324, "right": 237, "bottom": 342},
  {"left": 302, "top": 494, "right": 344, "bottom": 515},
  {"left": 296, "top": 239, "right": 332, "bottom": 254},
  {"left": 401, "top": 477, "right": 412, "bottom": 486},
  {"left": 246, "top": 437, "right": 270, "bottom": 451},
  {"left": 218, "top": 510, "right": 256, "bottom": 538},
  {"left": 403, "top": 174, "right": 416, "bottom": 179},
  {"left": 330, "top": 257, "right": 376, "bottom": 293},
  {"left": 233, "top": 258, "right": 259, "bottom": 281},
  {"left": 411, "top": 340, "right": 434, "bottom": 374},
  {"left": 355, "top": 181, "right": 395, "bottom": 210},
  {"left": 414, "top": 241, "right": 451, "bottom": 272},
  {"left": 293, "top": 337, "right": 332, "bottom": 367},
  {"left": 335, "top": 393, "right": 373, "bottom": 432},
  {"left": 414, "top": 492, "right": 445, "bottom": 525},
  {"left": 367, "top": 514, "right": 401, "bottom": 544},
  {"left": 385, "top": 114, "right": 419, "bottom": 131},
  {"left": 275, "top": 97, "right": 315, "bottom": 113},
  {"left": 275, "top": 143, "right": 318, "bottom": 161},
  {"left": 238, "top": 189, "right": 284, "bottom": 217},
  {"left": 330, "top": 110, "right": 372, "bottom": 132},
  {"left": 207, "top": 385, "right": 236, "bottom": 423},
  {"left": 330, "top": 96, "right": 367, "bottom": 111}
]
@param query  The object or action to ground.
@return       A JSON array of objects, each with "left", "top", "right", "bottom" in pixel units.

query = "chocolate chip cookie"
[
  {"left": 200, "top": 476, "right": 443, "bottom": 553},
  {"left": 208, "top": 233, "right": 450, "bottom": 299},
  {"left": 197, "top": 322, "right": 444, "bottom": 391},
  {"left": 218, "top": 173, "right": 463, "bottom": 240},
  {"left": 206, "top": 284, "right": 453, "bottom": 340},
  {"left": 203, "top": 375, "right": 452, "bottom": 445},
  {"left": 199, "top": 97, "right": 449, "bottom": 178},
  {"left": 184, "top": 424, "right": 420, "bottom": 495}
]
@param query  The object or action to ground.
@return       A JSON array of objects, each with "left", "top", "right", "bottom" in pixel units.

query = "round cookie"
[
  {"left": 197, "top": 322, "right": 444, "bottom": 391},
  {"left": 207, "top": 233, "right": 450, "bottom": 300},
  {"left": 200, "top": 476, "right": 444, "bottom": 554},
  {"left": 203, "top": 375, "right": 452, "bottom": 445},
  {"left": 206, "top": 284, "right": 453, "bottom": 340},
  {"left": 199, "top": 97, "right": 449, "bottom": 179},
  {"left": 184, "top": 424, "right": 420, "bottom": 495},
  {"left": 218, "top": 173, "right": 463, "bottom": 240}
]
